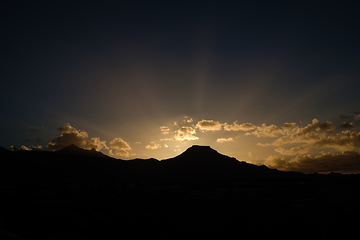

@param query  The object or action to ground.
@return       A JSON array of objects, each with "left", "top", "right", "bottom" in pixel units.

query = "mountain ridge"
[{"left": 0, "top": 144, "right": 305, "bottom": 182}]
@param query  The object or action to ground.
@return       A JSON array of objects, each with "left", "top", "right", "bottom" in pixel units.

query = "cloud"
[
  {"left": 274, "top": 146, "right": 310, "bottom": 155},
  {"left": 29, "top": 127, "right": 38, "bottom": 132},
  {"left": 261, "top": 119, "right": 336, "bottom": 146},
  {"left": 269, "top": 128, "right": 360, "bottom": 155},
  {"left": 109, "top": 138, "right": 132, "bottom": 157},
  {"left": 223, "top": 121, "right": 256, "bottom": 131},
  {"left": 253, "top": 118, "right": 360, "bottom": 164},
  {"left": 283, "top": 122, "right": 298, "bottom": 129},
  {"left": 146, "top": 141, "right": 161, "bottom": 150},
  {"left": 245, "top": 123, "right": 282, "bottom": 138},
  {"left": 24, "top": 137, "right": 42, "bottom": 143},
  {"left": 174, "top": 117, "right": 194, "bottom": 127},
  {"left": 340, "top": 122, "right": 356, "bottom": 129},
  {"left": 196, "top": 120, "right": 222, "bottom": 132},
  {"left": 340, "top": 114, "right": 352, "bottom": 119},
  {"left": 263, "top": 151, "right": 360, "bottom": 174},
  {"left": 110, "top": 138, "right": 131, "bottom": 150},
  {"left": 309, "top": 131, "right": 360, "bottom": 150},
  {"left": 339, "top": 110, "right": 360, "bottom": 120},
  {"left": 160, "top": 138, "right": 174, "bottom": 141},
  {"left": 284, "top": 130, "right": 359, "bottom": 152},
  {"left": 160, "top": 126, "right": 170, "bottom": 135},
  {"left": 216, "top": 137, "right": 234, "bottom": 143},
  {"left": 174, "top": 126, "right": 199, "bottom": 141},
  {"left": 47, "top": 124, "right": 108, "bottom": 151},
  {"left": 11, "top": 145, "right": 42, "bottom": 151}
]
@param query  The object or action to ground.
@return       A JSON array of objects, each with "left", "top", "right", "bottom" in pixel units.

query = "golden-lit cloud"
[
  {"left": 47, "top": 125, "right": 133, "bottom": 158},
  {"left": 109, "top": 138, "right": 132, "bottom": 157},
  {"left": 160, "top": 126, "right": 170, "bottom": 134},
  {"left": 216, "top": 137, "right": 234, "bottom": 143},
  {"left": 296, "top": 119, "right": 336, "bottom": 134},
  {"left": 255, "top": 118, "right": 360, "bottom": 161},
  {"left": 47, "top": 124, "right": 108, "bottom": 151},
  {"left": 255, "top": 119, "right": 337, "bottom": 146},
  {"left": 223, "top": 121, "right": 256, "bottom": 131},
  {"left": 283, "top": 122, "right": 298, "bottom": 129},
  {"left": 196, "top": 119, "right": 222, "bottom": 132},
  {"left": 174, "top": 126, "right": 199, "bottom": 141},
  {"left": 146, "top": 141, "right": 161, "bottom": 150},
  {"left": 174, "top": 117, "right": 193, "bottom": 127},
  {"left": 245, "top": 123, "right": 282, "bottom": 138},
  {"left": 263, "top": 151, "right": 360, "bottom": 174},
  {"left": 274, "top": 146, "right": 310, "bottom": 155},
  {"left": 160, "top": 138, "right": 174, "bottom": 141}
]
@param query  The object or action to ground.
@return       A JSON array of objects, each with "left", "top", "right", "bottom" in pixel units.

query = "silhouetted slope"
[
  {"left": 161, "top": 145, "right": 277, "bottom": 179},
  {"left": 0, "top": 145, "right": 128, "bottom": 184},
  {"left": 0, "top": 146, "right": 9, "bottom": 152},
  {"left": 0, "top": 144, "right": 302, "bottom": 184},
  {"left": 58, "top": 144, "right": 110, "bottom": 158}
]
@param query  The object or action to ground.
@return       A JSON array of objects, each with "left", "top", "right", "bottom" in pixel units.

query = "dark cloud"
[
  {"left": 264, "top": 151, "right": 360, "bottom": 174},
  {"left": 340, "top": 110, "right": 360, "bottom": 120},
  {"left": 24, "top": 137, "right": 41, "bottom": 143},
  {"left": 29, "top": 127, "right": 38, "bottom": 132},
  {"left": 47, "top": 125, "right": 108, "bottom": 151},
  {"left": 340, "top": 114, "right": 352, "bottom": 119},
  {"left": 340, "top": 122, "right": 356, "bottom": 129}
]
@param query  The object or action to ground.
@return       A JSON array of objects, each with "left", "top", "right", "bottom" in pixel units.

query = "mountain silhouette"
[
  {"left": 58, "top": 144, "right": 110, "bottom": 159},
  {"left": 0, "top": 144, "right": 301, "bottom": 184},
  {"left": 160, "top": 145, "right": 278, "bottom": 180},
  {"left": 0, "top": 146, "right": 9, "bottom": 152}
]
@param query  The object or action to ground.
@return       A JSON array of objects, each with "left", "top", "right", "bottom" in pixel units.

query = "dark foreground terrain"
[{"left": 1, "top": 145, "right": 359, "bottom": 239}]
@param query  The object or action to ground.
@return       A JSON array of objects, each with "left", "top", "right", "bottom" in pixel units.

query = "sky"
[{"left": 2, "top": 0, "right": 360, "bottom": 173}]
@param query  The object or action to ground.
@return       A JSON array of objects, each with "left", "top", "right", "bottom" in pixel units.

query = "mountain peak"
[
  {"left": 58, "top": 144, "right": 83, "bottom": 153},
  {"left": 58, "top": 144, "right": 109, "bottom": 158},
  {"left": 181, "top": 145, "right": 221, "bottom": 156},
  {"left": 189, "top": 145, "right": 212, "bottom": 149},
  {"left": 166, "top": 145, "right": 237, "bottom": 167}
]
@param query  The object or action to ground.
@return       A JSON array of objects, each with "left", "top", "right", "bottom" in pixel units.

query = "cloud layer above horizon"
[{"left": 8, "top": 111, "right": 360, "bottom": 174}]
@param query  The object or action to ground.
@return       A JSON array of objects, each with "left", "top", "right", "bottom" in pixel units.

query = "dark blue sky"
[{"left": 1, "top": 0, "right": 360, "bottom": 172}]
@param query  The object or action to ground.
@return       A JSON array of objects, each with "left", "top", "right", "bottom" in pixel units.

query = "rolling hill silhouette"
[
  {"left": 1, "top": 145, "right": 358, "bottom": 240},
  {"left": 160, "top": 145, "right": 278, "bottom": 179},
  {"left": 58, "top": 144, "right": 111, "bottom": 159},
  {"left": 0, "top": 144, "right": 298, "bottom": 184}
]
